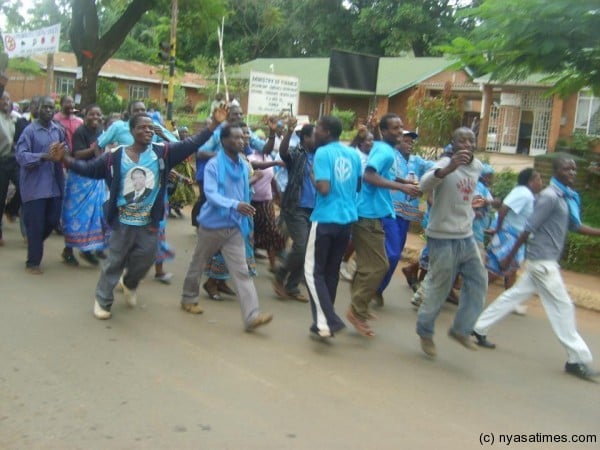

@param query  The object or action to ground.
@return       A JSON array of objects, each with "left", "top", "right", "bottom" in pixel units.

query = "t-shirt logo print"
[
  {"left": 456, "top": 178, "right": 475, "bottom": 201},
  {"left": 335, "top": 157, "right": 352, "bottom": 183}
]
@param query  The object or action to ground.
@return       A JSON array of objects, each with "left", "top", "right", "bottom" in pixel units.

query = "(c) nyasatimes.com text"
[{"left": 479, "top": 432, "right": 597, "bottom": 446}]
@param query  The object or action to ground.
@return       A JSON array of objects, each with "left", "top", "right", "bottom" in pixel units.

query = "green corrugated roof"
[
  {"left": 235, "top": 57, "right": 458, "bottom": 97},
  {"left": 473, "top": 73, "right": 557, "bottom": 87}
]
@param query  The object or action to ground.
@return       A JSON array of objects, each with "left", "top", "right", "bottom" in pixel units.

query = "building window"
[
  {"left": 55, "top": 77, "right": 75, "bottom": 97},
  {"left": 128, "top": 84, "right": 150, "bottom": 101},
  {"left": 574, "top": 90, "right": 600, "bottom": 136}
]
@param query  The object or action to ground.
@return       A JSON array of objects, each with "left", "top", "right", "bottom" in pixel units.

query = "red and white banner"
[{"left": 3, "top": 24, "right": 61, "bottom": 58}]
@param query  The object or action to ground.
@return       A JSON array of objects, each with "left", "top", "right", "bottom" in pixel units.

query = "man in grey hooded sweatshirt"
[{"left": 416, "top": 127, "right": 487, "bottom": 357}]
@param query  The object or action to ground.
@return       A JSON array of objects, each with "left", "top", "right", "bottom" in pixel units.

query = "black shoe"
[
  {"left": 564, "top": 362, "right": 599, "bottom": 381},
  {"left": 471, "top": 331, "right": 496, "bottom": 349},
  {"left": 80, "top": 251, "right": 100, "bottom": 266},
  {"left": 62, "top": 250, "right": 79, "bottom": 266}
]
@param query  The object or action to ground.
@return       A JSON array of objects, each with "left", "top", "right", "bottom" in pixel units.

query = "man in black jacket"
[{"left": 51, "top": 109, "right": 225, "bottom": 319}]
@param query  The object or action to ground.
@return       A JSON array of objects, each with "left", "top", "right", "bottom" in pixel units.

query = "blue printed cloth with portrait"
[{"left": 117, "top": 148, "right": 160, "bottom": 226}]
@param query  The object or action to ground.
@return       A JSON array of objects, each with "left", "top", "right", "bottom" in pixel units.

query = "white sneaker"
[
  {"left": 119, "top": 276, "right": 137, "bottom": 307},
  {"left": 339, "top": 261, "right": 356, "bottom": 282},
  {"left": 513, "top": 304, "right": 528, "bottom": 316},
  {"left": 94, "top": 299, "right": 111, "bottom": 320}
]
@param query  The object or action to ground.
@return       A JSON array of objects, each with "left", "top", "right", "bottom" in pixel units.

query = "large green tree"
[
  {"left": 3, "top": 0, "right": 225, "bottom": 105},
  {"left": 353, "top": 0, "right": 473, "bottom": 57},
  {"left": 443, "top": 0, "right": 600, "bottom": 96}
]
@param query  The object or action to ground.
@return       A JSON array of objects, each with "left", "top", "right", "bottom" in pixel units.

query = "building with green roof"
[{"left": 234, "top": 57, "right": 481, "bottom": 128}]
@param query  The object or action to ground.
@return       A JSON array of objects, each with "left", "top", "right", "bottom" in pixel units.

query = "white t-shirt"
[{"left": 503, "top": 185, "right": 535, "bottom": 232}]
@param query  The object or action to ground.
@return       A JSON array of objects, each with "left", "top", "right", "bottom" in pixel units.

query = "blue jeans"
[
  {"left": 416, "top": 236, "right": 487, "bottom": 339},
  {"left": 378, "top": 216, "right": 410, "bottom": 294}
]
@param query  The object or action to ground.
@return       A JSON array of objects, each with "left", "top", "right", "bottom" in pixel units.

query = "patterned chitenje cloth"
[
  {"left": 203, "top": 224, "right": 257, "bottom": 279},
  {"left": 169, "top": 159, "right": 196, "bottom": 208},
  {"left": 485, "top": 225, "right": 524, "bottom": 278},
  {"left": 62, "top": 171, "right": 109, "bottom": 251},
  {"left": 156, "top": 193, "right": 175, "bottom": 263},
  {"left": 251, "top": 200, "right": 285, "bottom": 253}
]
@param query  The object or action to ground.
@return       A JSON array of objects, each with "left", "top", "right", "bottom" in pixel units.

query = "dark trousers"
[
  {"left": 304, "top": 222, "right": 351, "bottom": 335},
  {"left": 22, "top": 197, "right": 62, "bottom": 268},
  {"left": 191, "top": 181, "right": 206, "bottom": 227},
  {"left": 0, "top": 156, "right": 20, "bottom": 233},
  {"left": 96, "top": 223, "right": 158, "bottom": 309},
  {"left": 276, "top": 207, "right": 312, "bottom": 294}
]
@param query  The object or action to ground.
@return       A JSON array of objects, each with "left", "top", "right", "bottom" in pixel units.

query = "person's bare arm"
[{"left": 363, "top": 168, "right": 421, "bottom": 197}]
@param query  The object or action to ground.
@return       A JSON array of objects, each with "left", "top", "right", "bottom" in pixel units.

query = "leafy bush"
[
  {"left": 407, "top": 84, "right": 462, "bottom": 151},
  {"left": 331, "top": 108, "right": 356, "bottom": 131},
  {"left": 194, "top": 100, "right": 211, "bottom": 119},
  {"left": 96, "top": 79, "right": 125, "bottom": 115},
  {"left": 561, "top": 190, "right": 600, "bottom": 274},
  {"left": 491, "top": 168, "right": 517, "bottom": 200}
]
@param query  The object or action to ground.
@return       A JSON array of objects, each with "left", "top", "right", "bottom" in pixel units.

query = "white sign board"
[
  {"left": 248, "top": 70, "right": 299, "bottom": 116},
  {"left": 2, "top": 24, "right": 61, "bottom": 58},
  {"left": 500, "top": 93, "right": 521, "bottom": 107}
]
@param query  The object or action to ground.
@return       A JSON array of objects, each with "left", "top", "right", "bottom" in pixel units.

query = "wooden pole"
[
  {"left": 166, "top": 0, "right": 178, "bottom": 123},
  {"left": 46, "top": 53, "right": 54, "bottom": 95}
]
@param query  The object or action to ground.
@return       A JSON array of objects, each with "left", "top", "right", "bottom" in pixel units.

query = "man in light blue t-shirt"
[
  {"left": 348, "top": 114, "right": 420, "bottom": 338},
  {"left": 304, "top": 116, "right": 361, "bottom": 339}
]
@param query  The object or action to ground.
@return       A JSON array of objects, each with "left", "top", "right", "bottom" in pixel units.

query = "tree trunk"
[
  {"left": 76, "top": 59, "right": 102, "bottom": 107},
  {"left": 70, "top": 0, "right": 157, "bottom": 106}
]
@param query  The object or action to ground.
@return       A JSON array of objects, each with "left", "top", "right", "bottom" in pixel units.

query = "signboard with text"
[
  {"left": 2, "top": 24, "right": 61, "bottom": 58},
  {"left": 247, "top": 71, "right": 299, "bottom": 116}
]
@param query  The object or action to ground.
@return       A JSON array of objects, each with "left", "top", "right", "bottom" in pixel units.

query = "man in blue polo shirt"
[
  {"left": 304, "top": 116, "right": 361, "bottom": 339},
  {"left": 348, "top": 113, "right": 420, "bottom": 337}
]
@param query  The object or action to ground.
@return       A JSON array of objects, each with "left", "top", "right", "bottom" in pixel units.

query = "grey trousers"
[
  {"left": 96, "top": 223, "right": 158, "bottom": 310},
  {"left": 182, "top": 225, "right": 260, "bottom": 328}
]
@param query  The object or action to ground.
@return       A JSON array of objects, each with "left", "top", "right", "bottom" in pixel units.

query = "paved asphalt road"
[{"left": 1, "top": 216, "right": 599, "bottom": 449}]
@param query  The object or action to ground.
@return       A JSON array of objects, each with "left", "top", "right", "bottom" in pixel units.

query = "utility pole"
[{"left": 166, "top": 0, "right": 178, "bottom": 124}]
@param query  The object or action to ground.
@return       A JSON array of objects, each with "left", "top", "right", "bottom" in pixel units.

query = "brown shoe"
[
  {"left": 272, "top": 279, "right": 287, "bottom": 299},
  {"left": 448, "top": 329, "right": 477, "bottom": 351},
  {"left": 402, "top": 264, "right": 419, "bottom": 290},
  {"left": 26, "top": 266, "right": 43, "bottom": 275},
  {"left": 181, "top": 303, "right": 204, "bottom": 314},
  {"left": 345, "top": 308, "right": 375, "bottom": 337},
  {"left": 247, "top": 313, "right": 273, "bottom": 331},
  {"left": 446, "top": 289, "right": 459, "bottom": 305},
  {"left": 287, "top": 291, "right": 308, "bottom": 303},
  {"left": 217, "top": 280, "right": 235, "bottom": 296},
  {"left": 203, "top": 279, "right": 222, "bottom": 301},
  {"left": 420, "top": 336, "right": 437, "bottom": 357}
]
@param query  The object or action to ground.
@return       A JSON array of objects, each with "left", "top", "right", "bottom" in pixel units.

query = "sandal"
[
  {"left": 203, "top": 281, "right": 222, "bottom": 301},
  {"left": 345, "top": 309, "right": 375, "bottom": 338},
  {"left": 154, "top": 272, "right": 173, "bottom": 284},
  {"left": 287, "top": 291, "right": 308, "bottom": 303}
]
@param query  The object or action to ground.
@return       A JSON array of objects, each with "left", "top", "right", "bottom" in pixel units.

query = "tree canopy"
[
  {"left": 1, "top": 0, "right": 475, "bottom": 104},
  {"left": 442, "top": 0, "right": 600, "bottom": 96}
]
